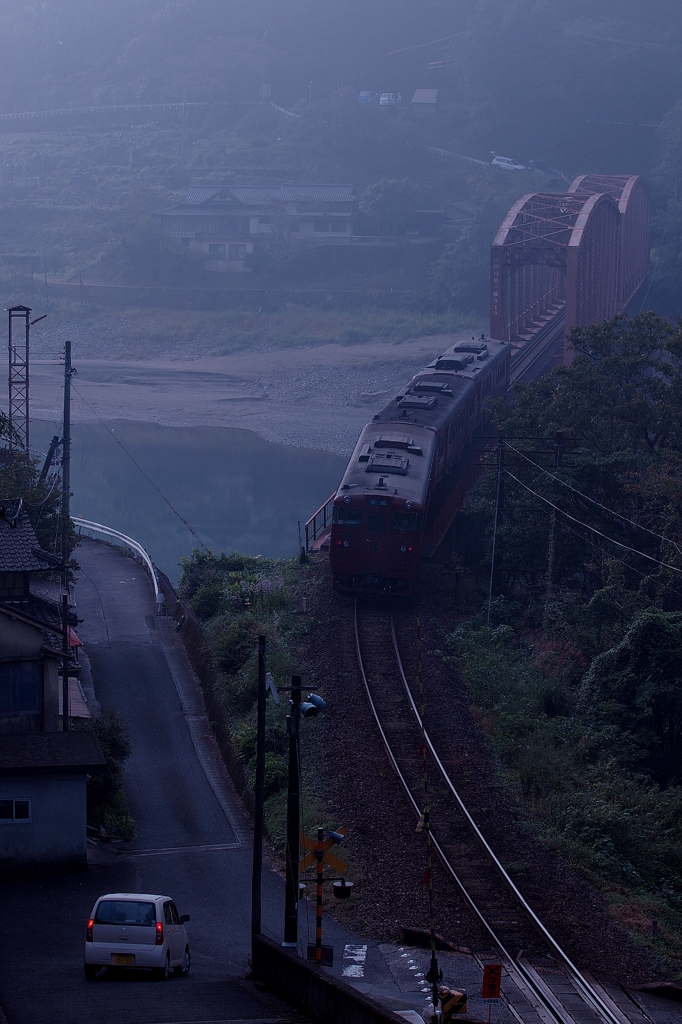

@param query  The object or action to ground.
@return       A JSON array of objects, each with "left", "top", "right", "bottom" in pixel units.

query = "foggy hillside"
[
  {"left": 1, "top": 0, "right": 681, "bottom": 317},
  {"left": 3, "top": 0, "right": 680, "bottom": 166}
]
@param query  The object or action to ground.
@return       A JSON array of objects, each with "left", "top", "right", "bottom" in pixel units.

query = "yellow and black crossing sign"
[
  {"left": 439, "top": 986, "right": 467, "bottom": 1020},
  {"left": 299, "top": 829, "right": 347, "bottom": 875}
]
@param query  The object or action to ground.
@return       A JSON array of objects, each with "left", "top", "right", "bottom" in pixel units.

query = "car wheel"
[
  {"left": 84, "top": 964, "right": 98, "bottom": 981},
  {"left": 175, "top": 947, "right": 190, "bottom": 977},
  {"left": 156, "top": 951, "right": 171, "bottom": 981}
]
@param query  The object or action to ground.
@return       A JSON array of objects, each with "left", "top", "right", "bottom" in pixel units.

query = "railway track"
[
  {"left": 353, "top": 601, "right": 648, "bottom": 1024},
  {"left": 510, "top": 308, "right": 566, "bottom": 385}
]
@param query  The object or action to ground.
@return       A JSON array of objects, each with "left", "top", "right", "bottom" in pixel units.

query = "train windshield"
[
  {"left": 392, "top": 512, "right": 420, "bottom": 532},
  {"left": 367, "top": 513, "right": 386, "bottom": 533},
  {"left": 333, "top": 506, "right": 363, "bottom": 526}
]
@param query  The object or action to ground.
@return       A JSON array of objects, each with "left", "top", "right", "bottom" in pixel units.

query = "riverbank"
[{"left": 26, "top": 329, "right": 483, "bottom": 457}]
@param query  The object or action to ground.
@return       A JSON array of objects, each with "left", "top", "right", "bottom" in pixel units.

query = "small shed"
[
  {"left": 0, "top": 731, "right": 105, "bottom": 866},
  {"left": 411, "top": 89, "right": 439, "bottom": 115}
]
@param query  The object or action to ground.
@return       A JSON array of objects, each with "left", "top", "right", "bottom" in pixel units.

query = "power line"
[
  {"left": 504, "top": 470, "right": 682, "bottom": 574},
  {"left": 71, "top": 384, "right": 208, "bottom": 551},
  {"left": 504, "top": 441, "right": 682, "bottom": 555}
]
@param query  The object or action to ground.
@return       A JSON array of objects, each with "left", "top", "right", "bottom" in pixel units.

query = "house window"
[
  {"left": 0, "top": 799, "right": 31, "bottom": 823},
  {"left": 208, "top": 244, "right": 226, "bottom": 257},
  {"left": 314, "top": 219, "right": 330, "bottom": 232},
  {"left": 0, "top": 571, "right": 29, "bottom": 599},
  {"left": 229, "top": 244, "right": 246, "bottom": 260},
  {"left": 330, "top": 219, "right": 347, "bottom": 232},
  {"left": 0, "top": 661, "right": 41, "bottom": 716}
]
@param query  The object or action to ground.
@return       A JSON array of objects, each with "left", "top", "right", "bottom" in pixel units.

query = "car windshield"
[{"left": 95, "top": 900, "right": 156, "bottom": 926}]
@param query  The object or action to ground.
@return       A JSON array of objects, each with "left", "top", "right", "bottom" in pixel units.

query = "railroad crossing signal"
[
  {"left": 299, "top": 828, "right": 347, "bottom": 875},
  {"left": 482, "top": 963, "right": 502, "bottom": 1003}
]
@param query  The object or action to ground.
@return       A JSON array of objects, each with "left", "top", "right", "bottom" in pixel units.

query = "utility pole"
[
  {"left": 180, "top": 89, "right": 186, "bottom": 168},
  {"left": 61, "top": 340, "right": 73, "bottom": 731},
  {"left": 283, "top": 676, "right": 302, "bottom": 947},
  {"left": 544, "top": 431, "right": 563, "bottom": 621},
  {"left": 487, "top": 429, "right": 504, "bottom": 626},
  {"left": 45, "top": 41, "right": 62, "bottom": 113},
  {"left": 252, "top": 636, "right": 266, "bottom": 949},
  {"left": 417, "top": 618, "right": 442, "bottom": 1020}
]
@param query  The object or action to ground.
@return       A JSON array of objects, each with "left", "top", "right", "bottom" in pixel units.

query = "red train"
[{"left": 329, "top": 336, "right": 511, "bottom": 596}]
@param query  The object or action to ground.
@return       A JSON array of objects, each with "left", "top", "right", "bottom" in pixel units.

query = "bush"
[
  {"left": 212, "top": 614, "right": 258, "bottom": 675},
  {"left": 190, "top": 583, "right": 225, "bottom": 620},
  {"left": 80, "top": 710, "right": 136, "bottom": 840}
]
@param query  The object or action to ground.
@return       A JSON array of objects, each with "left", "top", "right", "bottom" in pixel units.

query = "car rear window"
[{"left": 95, "top": 900, "right": 156, "bottom": 926}]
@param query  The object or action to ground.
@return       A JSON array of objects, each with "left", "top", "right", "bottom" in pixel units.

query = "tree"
[
  {"left": 0, "top": 418, "right": 79, "bottom": 566},
  {"left": 359, "top": 178, "right": 421, "bottom": 236},
  {"left": 581, "top": 610, "right": 682, "bottom": 787}
]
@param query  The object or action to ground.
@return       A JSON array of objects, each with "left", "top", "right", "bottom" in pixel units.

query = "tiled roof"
[
  {"left": 229, "top": 187, "right": 279, "bottom": 206},
  {"left": 0, "top": 592, "right": 76, "bottom": 634},
  {"left": 165, "top": 184, "right": 356, "bottom": 212},
  {"left": 0, "top": 506, "right": 48, "bottom": 572},
  {"left": 278, "top": 185, "right": 355, "bottom": 202},
  {"left": 0, "top": 731, "right": 105, "bottom": 773},
  {"left": 183, "top": 186, "right": 222, "bottom": 205}
]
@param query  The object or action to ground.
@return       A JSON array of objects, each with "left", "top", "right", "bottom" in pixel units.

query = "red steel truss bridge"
[{"left": 490, "top": 174, "right": 650, "bottom": 377}]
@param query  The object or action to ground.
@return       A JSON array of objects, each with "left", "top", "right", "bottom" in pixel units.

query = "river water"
[{"left": 32, "top": 420, "right": 345, "bottom": 585}]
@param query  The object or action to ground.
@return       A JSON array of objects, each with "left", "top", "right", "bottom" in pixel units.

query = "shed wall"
[{"left": 0, "top": 773, "right": 87, "bottom": 865}]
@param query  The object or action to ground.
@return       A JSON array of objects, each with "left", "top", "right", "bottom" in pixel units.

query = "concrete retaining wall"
[{"left": 253, "top": 933, "right": 407, "bottom": 1024}]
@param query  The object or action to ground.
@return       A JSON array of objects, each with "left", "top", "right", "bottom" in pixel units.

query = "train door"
[{"left": 363, "top": 499, "right": 391, "bottom": 577}]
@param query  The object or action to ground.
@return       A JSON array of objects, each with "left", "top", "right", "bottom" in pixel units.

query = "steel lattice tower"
[{"left": 6, "top": 304, "right": 31, "bottom": 461}]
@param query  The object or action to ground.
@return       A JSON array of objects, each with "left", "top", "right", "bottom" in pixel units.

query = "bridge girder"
[{"left": 490, "top": 176, "right": 649, "bottom": 364}]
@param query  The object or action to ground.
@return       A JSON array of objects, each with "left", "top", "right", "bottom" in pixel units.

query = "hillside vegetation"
[
  {"left": 448, "top": 312, "right": 682, "bottom": 964},
  {"left": 1, "top": 1, "right": 681, "bottom": 320}
]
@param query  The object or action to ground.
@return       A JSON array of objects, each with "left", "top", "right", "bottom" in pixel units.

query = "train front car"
[
  {"left": 330, "top": 334, "right": 510, "bottom": 597},
  {"left": 330, "top": 420, "right": 435, "bottom": 596}
]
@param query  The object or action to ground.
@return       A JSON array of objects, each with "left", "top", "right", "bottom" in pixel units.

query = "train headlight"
[
  {"left": 343, "top": 495, "right": 352, "bottom": 504},
  {"left": 343, "top": 541, "right": 349, "bottom": 548},
  {"left": 405, "top": 500, "right": 413, "bottom": 509},
  {"left": 400, "top": 545, "right": 407, "bottom": 553}
]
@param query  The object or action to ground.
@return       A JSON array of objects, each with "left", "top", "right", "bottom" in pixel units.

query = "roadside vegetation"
[
  {"left": 78, "top": 711, "right": 136, "bottom": 841},
  {"left": 177, "top": 549, "right": 335, "bottom": 860},
  {"left": 446, "top": 312, "right": 682, "bottom": 965}
]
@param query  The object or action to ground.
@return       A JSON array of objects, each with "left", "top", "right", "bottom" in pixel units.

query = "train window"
[
  {"left": 367, "top": 513, "right": 386, "bottom": 534},
  {"left": 392, "top": 512, "right": 420, "bottom": 532},
  {"left": 333, "top": 507, "right": 363, "bottom": 526}
]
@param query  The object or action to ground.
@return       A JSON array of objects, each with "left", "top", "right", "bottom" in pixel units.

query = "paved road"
[{"left": 0, "top": 539, "right": 429, "bottom": 1024}]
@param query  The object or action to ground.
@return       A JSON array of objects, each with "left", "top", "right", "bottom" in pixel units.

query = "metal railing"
[
  {"left": 304, "top": 493, "right": 335, "bottom": 552},
  {"left": 72, "top": 517, "right": 161, "bottom": 609}
]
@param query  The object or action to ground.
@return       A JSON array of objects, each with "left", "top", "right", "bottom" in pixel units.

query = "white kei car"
[
  {"left": 84, "top": 893, "right": 191, "bottom": 980},
  {"left": 491, "top": 154, "right": 526, "bottom": 171}
]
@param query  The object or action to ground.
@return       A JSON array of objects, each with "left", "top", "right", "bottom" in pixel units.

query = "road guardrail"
[{"left": 72, "top": 517, "right": 162, "bottom": 610}]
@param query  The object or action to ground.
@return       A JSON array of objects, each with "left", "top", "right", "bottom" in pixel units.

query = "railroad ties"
[{"left": 354, "top": 601, "right": 643, "bottom": 1024}]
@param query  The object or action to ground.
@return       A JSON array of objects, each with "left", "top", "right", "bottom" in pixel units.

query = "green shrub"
[
  {"left": 264, "top": 752, "right": 288, "bottom": 798},
  {"left": 190, "top": 583, "right": 225, "bottom": 620}
]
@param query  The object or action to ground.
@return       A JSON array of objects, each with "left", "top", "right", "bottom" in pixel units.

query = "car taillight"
[
  {"left": 156, "top": 921, "right": 164, "bottom": 945},
  {"left": 86, "top": 919, "right": 94, "bottom": 942}
]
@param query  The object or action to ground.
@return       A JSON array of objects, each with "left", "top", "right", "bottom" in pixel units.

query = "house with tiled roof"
[
  {"left": 0, "top": 501, "right": 104, "bottom": 866},
  {"left": 156, "top": 184, "right": 357, "bottom": 269},
  {"left": 0, "top": 500, "right": 75, "bottom": 734}
]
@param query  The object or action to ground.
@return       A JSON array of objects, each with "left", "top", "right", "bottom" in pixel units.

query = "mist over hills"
[
  {"left": 1, "top": 1, "right": 681, "bottom": 319},
  {"left": 2, "top": 0, "right": 680, "bottom": 169}
]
